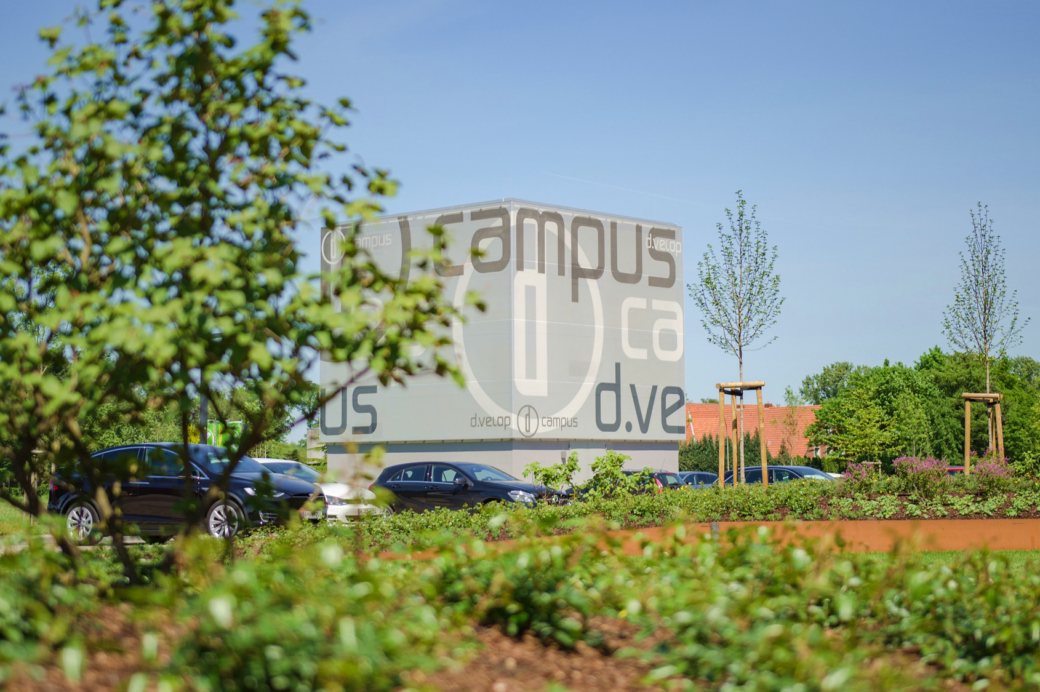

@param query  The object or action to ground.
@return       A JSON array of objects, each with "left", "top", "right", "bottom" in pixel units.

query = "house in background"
[{"left": 684, "top": 402, "right": 823, "bottom": 458}]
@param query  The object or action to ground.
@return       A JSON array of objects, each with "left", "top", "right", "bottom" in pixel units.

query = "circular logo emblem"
[
  {"left": 516, "top": 405, "right": 540, "bottom": 437},
  {"left": 452, "top": 220, "right": 603, "bottom": 438},
  {"left": 321, "top": 228, "right": 346, "bottom": 265}
]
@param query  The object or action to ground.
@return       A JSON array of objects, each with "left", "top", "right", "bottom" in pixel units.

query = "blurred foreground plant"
[{"left": 0, "top": 0, "right": 478, "bottom": 583}]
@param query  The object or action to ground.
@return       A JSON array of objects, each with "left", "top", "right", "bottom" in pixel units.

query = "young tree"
[
  {"left": 891, "top": 391, "right": 932, "bottom": 458},
  {"left": 943, "top": 204, "right": 1029, "bottom": 447},
  {"left": 0, "top": 0, "right": 474, "bottom": 581},
  {"left": 772, "top": 387, "right": 806, "bottom": 462},
  {"left": 689, "top": 191, "right": 784, "bottom": 480}
]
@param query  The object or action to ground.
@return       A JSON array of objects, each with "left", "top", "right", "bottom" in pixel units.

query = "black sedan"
[
  {"left": 371, "top": 462, "right": 560, "bottom": 512},
  {"left": 48, "top": 443, "right": 324, "bottom": 541},
  {"left": 720, "top": 465, "right": 836, "bottom": 485}
]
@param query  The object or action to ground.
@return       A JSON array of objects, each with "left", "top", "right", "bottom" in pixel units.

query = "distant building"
[{"left": 684, "top": 402, "right": 823, "bottom": 458}]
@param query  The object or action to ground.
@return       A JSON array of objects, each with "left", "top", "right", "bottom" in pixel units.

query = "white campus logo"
[{"left": 452, "top": 218, "right": 604, "bottom": 435}]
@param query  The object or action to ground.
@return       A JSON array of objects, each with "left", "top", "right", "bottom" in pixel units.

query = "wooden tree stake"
[
  {"left": 995, "top": 402, "right": 1005, "bottom": 460},
  {"left": 718, "top": 391, "right": 726, "bottom": 486},
  {"left": 964, "top": 399, "right": 971, "bottom": 475},
  {"left": 729, "top": 393, "right": 738, "bottom": 484},
  {"left": 758, "top": 388, "right": 768, "bottom": 488}
]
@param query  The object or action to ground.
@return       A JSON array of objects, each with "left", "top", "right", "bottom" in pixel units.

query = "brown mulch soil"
[{"left": 413, "top": 617, "right": 674, "bottom": 692}]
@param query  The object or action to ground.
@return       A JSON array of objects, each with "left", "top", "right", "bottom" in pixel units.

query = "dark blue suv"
[{"left": 47, "top": 443, "right": 323, "bottom": 541}]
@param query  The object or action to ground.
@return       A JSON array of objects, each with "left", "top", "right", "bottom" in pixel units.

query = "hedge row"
[{"left": 251, "top": 473, "right": 1040, "bottom": 555}]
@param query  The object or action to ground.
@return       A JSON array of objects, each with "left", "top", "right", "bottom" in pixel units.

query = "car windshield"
[
  {"left": 796, "top": 467, "right": 835, "bottom": 480},
  {"left": 196, "top": 449, "right": 268, "bottom": 476},
  {"left": 454, "top": 463, "right": 517, "bottom": 482},
  {"left": 265, "top": 462, "right": 322, "bottom": 483}
]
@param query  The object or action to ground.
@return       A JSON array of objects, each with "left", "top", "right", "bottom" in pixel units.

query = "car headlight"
[
  {"left": 325, "top": 496, "right": 346, "bottom": 506},
  {"left": 508, "top": 490, "right": 537, "bottom": 503},
  {"left": 243, "top": 487, "right": 255, "bottom": 496},
  {"left": 273, "top": 491, "right": 286, "bottom": 499}
]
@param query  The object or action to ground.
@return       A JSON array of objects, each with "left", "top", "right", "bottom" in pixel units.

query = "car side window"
[
  {"left": 142, "top": 448, "right": 184, "bottom": 477},
  {"left": 773, "top": 469, "right": 796, "bottom": 483},
  {"left": 93, "top": 448, "right": 145, "bottom": 476},
  {"left": 431, "top": 465, "right": 459, "bottom": 483},
  {"left": 744, "top": 469, "right": 762, "bottom": 484},
  {"left": 398, "top": 465, "right": 427, "bottom": 482}
]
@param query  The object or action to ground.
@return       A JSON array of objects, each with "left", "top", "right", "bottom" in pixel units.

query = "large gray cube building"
[{"left": 320, "top": 199, "right": 685, "bottom": 483}]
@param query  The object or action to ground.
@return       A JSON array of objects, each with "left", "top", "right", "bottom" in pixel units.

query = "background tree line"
[
  {"left": 680, "top": 348, "right": 1040, "bottom": 474},
  {"left": 805, "top": 348, "right": 1039, "bottom": 469}
]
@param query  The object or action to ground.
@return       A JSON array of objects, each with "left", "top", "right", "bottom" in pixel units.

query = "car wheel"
[
  {"left": 66, "top": 503, "right": 99, "bottom": 544},
  {"left": 205, "top": 501, "right": 244, "bottom": 539},
  {"left": 380, "top": 504, "right": 396, "bottom": 519}
]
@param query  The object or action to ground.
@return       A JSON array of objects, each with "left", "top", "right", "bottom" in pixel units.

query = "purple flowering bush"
[
  {"left": 840, "top": 462, "right": 874, "bottom": 494},
  {"left": 972, "top": 452, "right": 1014, "bottom": 494},
  {"left": 893, "top": 456, "right": 949, "bottom": 499}
]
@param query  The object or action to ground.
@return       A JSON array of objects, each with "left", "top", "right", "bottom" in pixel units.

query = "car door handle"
[{"left": 390, "top": 484, "right": 400, "bottom": 489}]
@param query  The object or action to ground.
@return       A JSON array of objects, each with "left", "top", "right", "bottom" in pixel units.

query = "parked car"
[
  {"left": 623, "top": 469, "right": 684, "bottom": 492},
  {"left": 678, "top": 471, "right": 719, "bottom": 488},
  {"left": 574, "top": 468, "right": 684, "bottom": 499},
  {"left": 946, "top": 466, "right": 965, "bottom": 476},
  {"left": 371, "top": 462, "right": 562, "bottom": 512},
  {"left": 255, "top": 458, "right": 384, "bottom": 520},
  {"left": 720, "top": 465, "right": 836, "bottom": 485},
  {"left": 48, "top": 443, "right": 324, "bottom": 542}
]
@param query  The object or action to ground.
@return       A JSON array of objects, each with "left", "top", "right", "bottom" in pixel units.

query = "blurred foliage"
[
  {"left": 7, "top": 515, "right": 1040, "bottom": 689},
  {"left": 0, "top": 0, "right": 473, "bottom": 582},
  {"left": 73, "top": 388, "right": 313, "bottom": 460}
]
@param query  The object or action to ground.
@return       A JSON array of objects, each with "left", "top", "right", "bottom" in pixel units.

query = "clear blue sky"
[{"left": 1, "top": 1, "right": 1037, "bottom": 405}]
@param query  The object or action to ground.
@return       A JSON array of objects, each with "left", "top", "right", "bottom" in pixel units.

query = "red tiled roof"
[{"left": 685, "top": 402, "right": 822, "bottom": 458}]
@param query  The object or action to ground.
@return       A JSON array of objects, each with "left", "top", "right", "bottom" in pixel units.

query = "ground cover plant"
[{"left": 7, "top": 522, "right": 1040, "bottom": 691}]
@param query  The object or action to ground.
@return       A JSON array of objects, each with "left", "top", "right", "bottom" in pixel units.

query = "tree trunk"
[
  {"left": 739, "top": 361, "right": 745, "bottom": 483},
  {"left": 985, "top": 358, "right": 993, "bottom": 452}
]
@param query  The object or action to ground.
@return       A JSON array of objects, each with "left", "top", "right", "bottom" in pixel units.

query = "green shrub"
[
  {"left": 172, "top": 542, "right": 463, "bottom": 692},
  {"left": 523, "top": 452, "right": 580, "bottom": 492},
  {"left": 0, "top": 539, "right": 105, "bottom": 679}
]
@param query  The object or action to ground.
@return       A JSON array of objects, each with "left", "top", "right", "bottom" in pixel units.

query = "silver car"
[{"left": 254, "top": 458, "right": 384, "bottom": 521}]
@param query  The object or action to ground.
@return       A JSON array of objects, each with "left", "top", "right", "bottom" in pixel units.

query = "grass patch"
[{"left": 0, "top": 498, "right": 44, "bottom": 536}]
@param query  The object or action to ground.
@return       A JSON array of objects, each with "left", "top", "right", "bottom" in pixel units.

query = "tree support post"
[
  {"left": 716, "top": 381, "right": 767, "bottom": 488},
  {"left": 995, "top": 402, "right": 1005, "bottom": 460},
  {"left": 962, "top": 392, "right": 1004, "bottom": 475},
  {"left": 757, "top": 388, "right": 768, "bottom": 488},
  {"left": 729, "top": 393, "right": 738, "bottom": 484},
  {"left": 718, "top": 391, "right": 726, "bottom": 485},
  {"left": 964, "top": 399, "right": 971, "bottom": 475}
]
